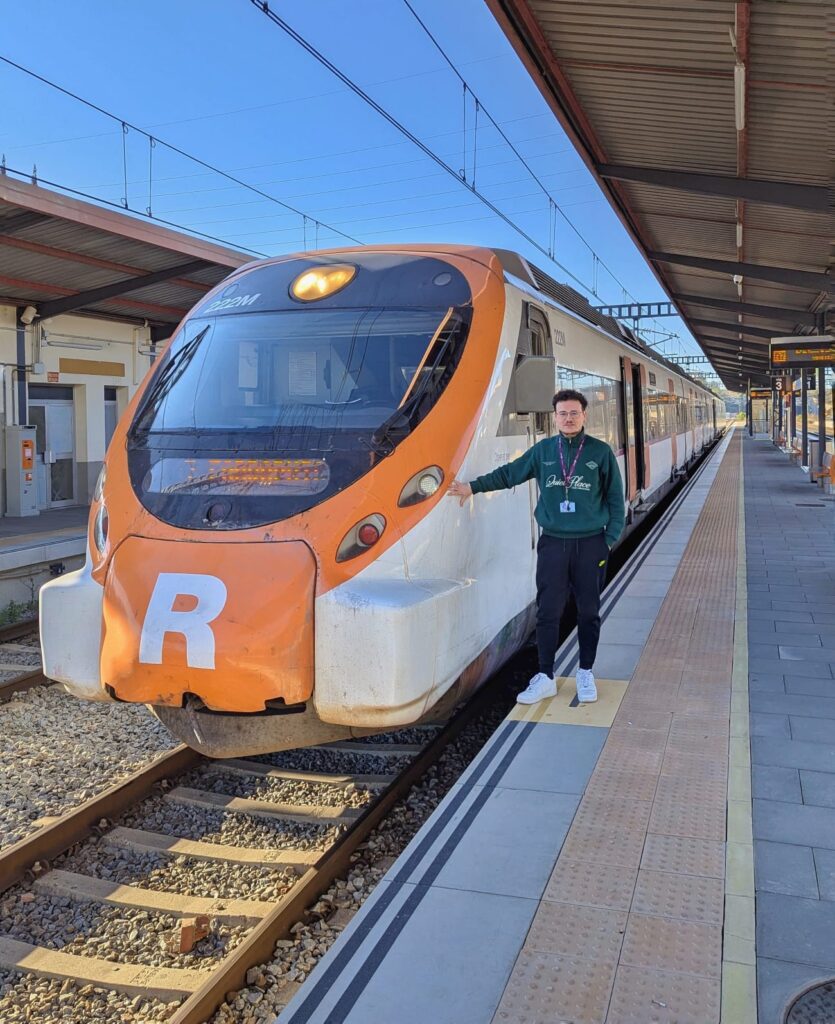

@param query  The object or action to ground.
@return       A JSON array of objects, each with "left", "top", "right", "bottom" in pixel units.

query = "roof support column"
[{"left": 15, "top": 308, "right": 27, "bottom": 426}]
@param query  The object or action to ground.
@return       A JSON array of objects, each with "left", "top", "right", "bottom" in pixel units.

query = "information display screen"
[{"left": 771, "top": 337, "right": 835, "bottom": 370}]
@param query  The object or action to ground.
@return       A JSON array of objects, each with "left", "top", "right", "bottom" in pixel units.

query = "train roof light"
[{"left": 290, "top": 264, "right": 357, "bottom": 302}]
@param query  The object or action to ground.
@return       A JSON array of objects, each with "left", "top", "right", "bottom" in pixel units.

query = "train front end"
[{"left": 39, "top": 247, "right": 504, "bottom": 756}]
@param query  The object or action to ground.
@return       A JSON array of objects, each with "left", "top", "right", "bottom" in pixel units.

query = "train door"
[
  {"left": 620, "top": 356, "right": 646, "bottom": 501},
  {"left": 526, "top": 304, "right": 552, "bottom": 547}
]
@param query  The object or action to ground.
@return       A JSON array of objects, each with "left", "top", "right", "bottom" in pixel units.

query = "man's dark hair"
[{"left": 552, "top": 388, "right": 588, "bottom": 411}]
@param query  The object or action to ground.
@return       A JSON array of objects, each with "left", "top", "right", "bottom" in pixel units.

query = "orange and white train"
[{"left": 40, "top": 245, "right": 723, "bottom": 756}]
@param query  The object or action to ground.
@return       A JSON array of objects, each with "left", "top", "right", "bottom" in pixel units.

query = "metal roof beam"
[
  {"left": 700, "top": 337, "right": 770, "bottom": 354},
  {"left": 597, "top": 164, "right": 830, "bottom": 213},
  {"left": 673, "top": 293, "right": 817, "bottom": 327},
  {"left": 690, "top": 318, "right": 783, "bottom": 340},
  {"left": 649, "top": 251, "right": 831, "bottom": 290},
  {"left": 0, "top": 210, "right": 51, "bottom": 235},
  {"left": 592, "top": 301, "right": 677, "bottom": 319},
  {"left": 34, "top": 259, "right": 207, "bottom": 320}
]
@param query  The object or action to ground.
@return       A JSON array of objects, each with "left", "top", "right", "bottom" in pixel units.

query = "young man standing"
[{"left": 448, "top": 389, "right": 625, "bottom": 704}]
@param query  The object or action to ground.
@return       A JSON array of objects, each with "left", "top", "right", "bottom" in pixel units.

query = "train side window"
[{"left": 527, "top": 306, "right": 552, "bottom": 434}]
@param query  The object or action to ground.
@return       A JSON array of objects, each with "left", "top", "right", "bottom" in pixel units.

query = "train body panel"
[{"left": 39, "top": 244, "right": 724, "bottom": 756}]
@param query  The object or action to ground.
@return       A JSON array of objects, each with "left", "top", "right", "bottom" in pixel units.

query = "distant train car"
[{"left": 40, "top": 246, "right": 723, "bottom": 756}]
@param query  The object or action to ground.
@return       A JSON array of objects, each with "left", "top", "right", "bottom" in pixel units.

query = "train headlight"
[
  {"left": 93, "top": 465, "right": 106, "bottom": 502},
  {"left": 290, "top": 264, "right": 357, "bottom": 302},
  {"left": 398, "top": 466, "right": 444, "bottom": 507},
  {"left": 336, "top": 513, "right": 386, "bottom": 562},
  {"left": 93, "top": 502, "right": 109, "bottom": 555}
]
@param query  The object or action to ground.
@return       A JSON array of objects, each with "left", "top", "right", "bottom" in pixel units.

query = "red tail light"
[{"left": 337, "top": 514, "right": 386, "bottom": 562}]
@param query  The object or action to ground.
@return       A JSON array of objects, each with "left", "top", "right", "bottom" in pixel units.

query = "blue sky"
[{"left": 0, "top": 0, "right": 707, "bottom": 361}]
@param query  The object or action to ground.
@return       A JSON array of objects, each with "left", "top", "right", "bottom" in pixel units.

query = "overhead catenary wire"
[
  {"left": 246, "top": 0, "right": 598, "bottom": 299},
  {"left": 0, "top": 163, "right": 269, "bottom": 256},
  {"left": 399, "top": 0, "right": 688, "bottom": 348},
  {"left": 0, "top": 53, "right": 362, "bottom": 246}
]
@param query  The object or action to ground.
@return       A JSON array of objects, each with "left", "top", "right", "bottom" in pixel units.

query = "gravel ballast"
[
  {"left": 119, "top": 795, "right": 342, "bottom": 851},
  {"left": 0, "top": 969, "right": 179, "bottom": 1023},
  {"left": 0, "top": 891, "right": 248, "bottom": 969},
  {"left": 63, "top": 843, "right": 299, "bottom": 902},
  {"left": 181, "top": 766, "right": 375, "bottom": 810},
  {"left": 0, "top": 687, "right": 177, "bottom": 850}
]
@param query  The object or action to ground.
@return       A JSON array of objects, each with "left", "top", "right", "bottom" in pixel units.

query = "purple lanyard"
[{"left": 558, "top": 434, "right": 585, "bottom": 502}]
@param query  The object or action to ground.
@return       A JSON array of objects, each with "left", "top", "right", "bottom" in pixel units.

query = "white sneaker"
[
  {"left": 517, "top": 672, "right": 557, "bottom": 705},
  {"left": 576, "top": 668, "right": 598, "bottom": 703}
]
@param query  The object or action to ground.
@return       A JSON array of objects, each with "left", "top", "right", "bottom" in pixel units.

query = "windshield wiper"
[
  {"left": 130, "top": 326, "right": 210, "bottom": 436},
  {"left": 369, "top": 323, "right": 457, "bottom": 456}
]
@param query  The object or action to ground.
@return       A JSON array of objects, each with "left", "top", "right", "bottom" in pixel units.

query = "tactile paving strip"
[
  {"left": 583, "top": 769, "right": 659, "bottom": 803},
  {"left": 606, "top": 964, "right": 721, "bottom": 1024},
  {"left": 525, "top": 901, "right": 627, "bottom": 963},
  {"left": 639, "top": 834, "right": 725, "bottom": 879},
  {"left": 492, "top": 950, "right": 617, "bottom": 1024},
  {"left": 543, "top": 858, "right": 638, "bottom": 912},
  {"left": 630, "top": 869, "right": 724, "bottom": 925},
  {"left": 571, "top": 795, "right": 653, "bottom": 833},
  {"left": 559, "top": 824, "right": 646, "bottom": 870},
  {"left": 619, "top": 914, "right": 722, "bottom": 978}
]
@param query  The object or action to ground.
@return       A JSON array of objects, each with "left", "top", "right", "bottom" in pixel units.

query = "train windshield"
[{"left": 127, "top": 304, "right": 470, "bottom": 529}]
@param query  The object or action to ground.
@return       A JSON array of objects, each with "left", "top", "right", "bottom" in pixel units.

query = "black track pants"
[{"left": 535, "top": 532, "right": 609, "bottom": 675}]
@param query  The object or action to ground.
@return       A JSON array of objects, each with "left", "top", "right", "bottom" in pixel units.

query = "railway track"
[
  {"left": 0, "top": 619, "right": 46, "bottom": 702},
  {"left": 0, "top": 678, "right": 505, "bottom": 1024}
]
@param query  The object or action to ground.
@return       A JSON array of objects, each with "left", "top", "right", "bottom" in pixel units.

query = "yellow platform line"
[
  {"left": 722, "top": 433, "right": 757, "bottom": 1024},
  {"left": 508, "top": 677, "right": 629, "bottom": 728}
]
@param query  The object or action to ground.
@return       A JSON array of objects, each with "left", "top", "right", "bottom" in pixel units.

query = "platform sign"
[
  {"left": 792, "top": 373, "right": 817, "bottom": 391},
  {"left": 771, "top": 336, "right": 835, "bottom": 370},
  {"left": 749, "top": 388, "right": 771, "bottom": 400}
]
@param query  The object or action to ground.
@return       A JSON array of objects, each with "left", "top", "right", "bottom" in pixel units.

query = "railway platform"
[
  {"left": 0, "top": 505, "right": 87, "bottom": 608},
  {"left": 273, "top": 428, "right": 835, "bottom": 1024}
]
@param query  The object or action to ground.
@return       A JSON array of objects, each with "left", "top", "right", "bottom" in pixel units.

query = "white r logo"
[{"left": 139, "top": 573, "right": 227, "bottom": 670}]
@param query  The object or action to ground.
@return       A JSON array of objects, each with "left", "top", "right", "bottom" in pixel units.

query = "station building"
[{"left": 0, "top": 176, "right": 249, "bottom": 517}]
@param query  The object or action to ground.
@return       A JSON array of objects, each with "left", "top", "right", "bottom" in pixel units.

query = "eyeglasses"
[{"left": 555, "top": 410, "right": 583, "bottom": 419}]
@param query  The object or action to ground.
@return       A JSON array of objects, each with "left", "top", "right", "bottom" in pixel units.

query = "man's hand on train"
[{"left": 447, "top": 479, "right": 473, "bottom": 507}]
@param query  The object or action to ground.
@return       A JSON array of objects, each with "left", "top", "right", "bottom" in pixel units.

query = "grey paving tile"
[
  {"left": 754, "top": 798, "right": 835, "bottom": 851},
  {"left": 813, "top": 613, "right": 835, "bottom": 624},
  {"left": 749, "top": 674, "right": 787, "bottom": 694},
  {"left": 786, "top": 676, "right": 835, "bottom": 697},
  {"left": 599, "top": 617, "right": 655, "bottom": 645},
  {"left": 757, "top": 956, "right": 835, "bottom": 1024},
  {"left": 588, "top": 643, "right": 644, "bottom": 679},
  {"left": 751, "top": 713, "right": 791, "bottom": 738},
  {"left": 752, "top": 766, "right": 802, "bottom": 803},
  {"left": 791, "top": 716, "right": 835, "bottom": 744},
  {"left": 754, "top": 840, "right": 819, "bottom": 898},
  {"left": 757, "top": 892, "right": 835, "bottom": 969},
  {"left": 814, "top": 848, "right": 835, "bottom": 901},
  {"left": 427, "top": 784, "right": 579, "bottom": 900},
  {"left": 749, "top": 643, "right": 782, "bottom": 659},
  {"left": 752, "top": 736, "right": 835, "bottom": 773},
  {"left": 496, "top": 722, "right": 607, "bottom": 796},
  {"left": 779, "top": 647, "right": 835, "bottom": 664},
  {"left": 291, "top": 883, "right": 537, "bottom": 1024},
  {"left": 607, "top": 595, "right": 666, "bottom": 618},
  {"left": 800, "top": 771, "right": 835, "bottom": 809},
  {"left": 751, "top": 692, "right": 835, "bottom": 719},
  {"left": 748, "top": 609, "right": 814, "bottom": 623},
  {"left": 775, "top": 621, "right": 830, "bottom": 637}
]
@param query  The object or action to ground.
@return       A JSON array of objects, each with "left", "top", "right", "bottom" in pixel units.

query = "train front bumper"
[
  {"left": 314, "top": 576, "right": 473, "bottom": 728},
  {"left": 40, "top": 554, "right": 109, "bottom": 700}
]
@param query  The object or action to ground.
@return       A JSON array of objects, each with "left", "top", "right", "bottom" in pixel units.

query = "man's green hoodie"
[{"left": 469, "top": 430, "right": 626, "bottom": 548}]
